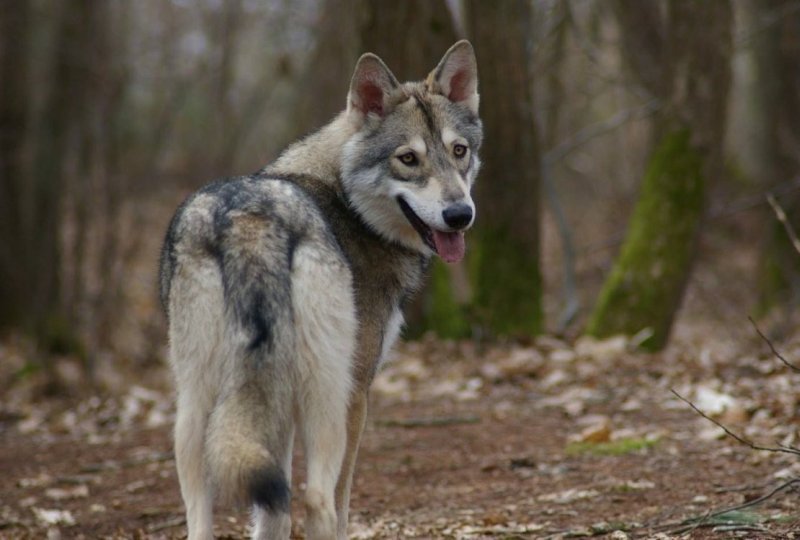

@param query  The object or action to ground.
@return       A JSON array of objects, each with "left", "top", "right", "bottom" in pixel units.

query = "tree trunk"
[
  {"left": 754, "top": 0, "right": 800, "bottom": 324},
  {"left": 286, "top": 0, "right": 362, "bottom": 141},
  {"left": 289, "top": 0, "right": 457, "bottom": 136},
  {"left": 0, "top": 0, "right": 103, "bottom": 361},
  {"left": 465, "top": 0, "right": 544, "bottom": 336},
  {"left": 360, "top": 0, "right": 458, "bottom": 81},
  {"left": 210, "top": 0, "right": 244, "bottom": 176},
  {"left": 360, "top": 0, "right": 468, "bottom": 337},
  {"left": 0, "top": 2, "right": 31, "bottom": 330},
  {"left": 587, "top": 0, "right": 733, "bottom": 350}
]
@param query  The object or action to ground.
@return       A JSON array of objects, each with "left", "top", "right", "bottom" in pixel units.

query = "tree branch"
[
  {"left": 767, "top": 192, "right": 800, "bottom": 256},
  {"left": 670, "top": 389, "right": 800, "bottom": 456},
  {"left": 748, "top": 316, "right": 800, "bottom": 373},
  {"left": 659, "top": 477, "right": 800, "bottom": 535}
]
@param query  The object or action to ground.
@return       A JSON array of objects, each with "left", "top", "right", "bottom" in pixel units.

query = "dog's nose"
[{"left": 442, "top": 203, "right": 473, "bottom": 230}]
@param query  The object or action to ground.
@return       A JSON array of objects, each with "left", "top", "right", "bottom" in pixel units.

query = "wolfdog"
[{"left": 159, "top": 40, "right": 482, "bottom": 539}]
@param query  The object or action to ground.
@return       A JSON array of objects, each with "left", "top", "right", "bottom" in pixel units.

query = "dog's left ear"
[{"left": 427, "top": 40, "right": 479, "bottom": 114}]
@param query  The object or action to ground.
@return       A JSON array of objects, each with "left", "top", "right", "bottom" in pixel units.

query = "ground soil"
[{"left": 1, "top": 335, "right": 799, "bottom": 539}]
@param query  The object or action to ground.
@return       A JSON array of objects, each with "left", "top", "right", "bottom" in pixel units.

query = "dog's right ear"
[{"left": 347, "top": 53, "right": 400, "bottom": 119}]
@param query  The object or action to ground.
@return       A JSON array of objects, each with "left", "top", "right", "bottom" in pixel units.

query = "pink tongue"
[{"left": 432, "top": 230, "right": 466, "bottom": 264}]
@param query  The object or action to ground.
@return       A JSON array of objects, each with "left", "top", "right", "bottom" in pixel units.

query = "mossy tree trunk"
[
  {"left": 464, "top": 0, "right": 544, "bottom": 337},
  {"left": 753, "top": 1, "right": 800, "bottom": 322},
  {"left": 587, "top": 0, "right": 733, "bottom": 350}
]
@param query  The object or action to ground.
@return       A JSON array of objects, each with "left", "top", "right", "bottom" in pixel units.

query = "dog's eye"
[
  {"left": 397, "top": 152, "right": 419, "bottom": 166},
  {"left": 453, "top": 144, "right": 468, "bottom": 158}
]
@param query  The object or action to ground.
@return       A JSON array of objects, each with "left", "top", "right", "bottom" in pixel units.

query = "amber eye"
[
  {"left": 453, "top": 144, "right": 468, "bottom": 158},
  {"left": 398, "top": 152, "right": 419, "bottom": 166}
]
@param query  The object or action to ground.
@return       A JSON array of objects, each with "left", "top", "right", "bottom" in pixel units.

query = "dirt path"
[{"left": 1, "top": 337, "right": 799, "bottom": 539}]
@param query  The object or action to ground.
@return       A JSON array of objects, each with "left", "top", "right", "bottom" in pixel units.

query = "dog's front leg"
[{"left": 334, "top": 390, "right": 368, "bottom": 540}]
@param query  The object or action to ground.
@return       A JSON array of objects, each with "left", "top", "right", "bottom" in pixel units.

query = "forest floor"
[{"left": 1, "top": 323, "right": 800, "bottom": 539}]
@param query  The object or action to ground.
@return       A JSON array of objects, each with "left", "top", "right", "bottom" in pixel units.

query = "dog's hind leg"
[
  {"left": 175, "top": 391, "right": 214, "bottom": 540},
  {"left": 169, "top": 259, "right": 224, "bottom": 540},
  {"left": 291, "top": 244, "right": 356, "bottom": 540},
  {"left": 301, "top": 397, "right": 348, "bottom": 540},
  {"left": 334, "top": 391, "right": 368, "bottom": 539}
]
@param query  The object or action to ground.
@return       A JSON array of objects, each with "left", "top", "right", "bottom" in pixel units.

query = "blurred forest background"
[{"left": 1, "top": 0, "right": 799, "bottom": 393}]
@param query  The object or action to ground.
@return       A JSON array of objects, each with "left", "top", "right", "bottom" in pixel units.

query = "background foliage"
[{"left": 1, "top": 0, "right": 798, "bottom": 389}]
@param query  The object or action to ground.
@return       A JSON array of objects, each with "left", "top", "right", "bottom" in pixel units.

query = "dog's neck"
[{"left": 268, "top": 112, "right": 355, "bottom": 183}]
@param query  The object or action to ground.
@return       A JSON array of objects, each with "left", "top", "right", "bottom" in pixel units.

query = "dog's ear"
[
  {"left": 427, "top": 40, "right": 479, "bottom": 114},
  {"left": 347, "top": 53, "right": 400, "bottom": 118}
]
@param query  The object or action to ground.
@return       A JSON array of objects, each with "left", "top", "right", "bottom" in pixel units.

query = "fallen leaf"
[
  {"left": 32, "top": 508, "right": 76, "bottom": 527},
  {"left": 694, "top": 385, "right": 736, "bottom": 415},
  {"left": 574, "top": 335, "right": 628, "bottom": 361},
  {"left": 538, "top": 488, "right": 599, "bottom": 504},
  {"left": 576, "top": 416, "right": 612, "bottom": 443},
  {"left": 45, "top": 485, "right": 89, "bottom": 501}
]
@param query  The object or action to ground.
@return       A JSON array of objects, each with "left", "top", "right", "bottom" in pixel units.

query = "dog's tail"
[{"left": 205, "top": 380, "right": 292, "bottom": 512}]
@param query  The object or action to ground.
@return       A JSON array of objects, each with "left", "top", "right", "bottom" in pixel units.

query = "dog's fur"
[{"left": 160, "top": 41, "right": 482, "bottom": 540}]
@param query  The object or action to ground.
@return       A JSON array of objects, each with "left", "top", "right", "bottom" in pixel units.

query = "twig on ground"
[
  {"left": 713, "top": 480, "right": 775, "bottom": 493},
  {"left": 376, "top": 415, "right": 481, "bottom": 428},
  {"left": 79, "top": 451, "right": 173, "bottom": 473},
  {"left": 147, "top": 516, "right": 186, "bottom": 533},
  {"left": 657, "top": 477, "right": 800, "bottom": 535},
  {"left": 670, "top": 389, "right": 800, "bottom": 456},
  {"left": 748, "top": 316, "right": 800, "bottom": 373},
  {"left": 767, "top": 192, "right": 800, "bottom": 255}
]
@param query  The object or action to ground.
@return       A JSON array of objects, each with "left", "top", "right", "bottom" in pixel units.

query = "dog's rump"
[{"left": 162, "top": 173, "right": 356, "bottom": 510}]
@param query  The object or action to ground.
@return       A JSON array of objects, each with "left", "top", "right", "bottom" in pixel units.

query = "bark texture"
[
  {"left": 587, "top": 0, "right": 733, "bottom": 350},
  {"left": 754, "top": 0, "right": 800, "bottom": 320},
  {"left": 465, "top": 0, "right": 544, "bottom": 336}
]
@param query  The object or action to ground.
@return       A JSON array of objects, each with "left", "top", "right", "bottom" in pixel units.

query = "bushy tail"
[{"left": 205, "top": 389, "right": 291, "bottom": 512}]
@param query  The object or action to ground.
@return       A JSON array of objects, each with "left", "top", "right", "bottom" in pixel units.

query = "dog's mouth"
[{"left": 397, "top": 197, "right": 465, "bottom": 264}]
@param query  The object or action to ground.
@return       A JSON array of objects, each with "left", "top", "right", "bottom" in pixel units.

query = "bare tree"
[
  {"left": 2, "top": 0, "right": 90, "bottom": 354},
  {"left": 0, "top": 2, "right": 32, "bottom": 331},
  {"left": 465, "top": 0, "right": 544, "bottom": 336},
  {"left": 587, "top": 0, "right": 733, "bottom": 350},
  {"left": 360, "top": 0, "right": 457, "bottom": 81},
  {"left": 287, "top": 0, "right": 363, "bottom": 141},
  {"left": 289, "top": 0, "right": 457, "bottom": 138},
  {"left": 754, "top": 0, "right": 800, "bottom": 327}
]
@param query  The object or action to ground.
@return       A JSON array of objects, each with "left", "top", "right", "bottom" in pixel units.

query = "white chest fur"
[{"left": 378, "top": 307, "right": 404, "bottom": 370}]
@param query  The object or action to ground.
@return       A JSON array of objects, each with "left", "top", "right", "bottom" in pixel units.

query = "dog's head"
[{"left": 341, "top": 41, "right": 482, "bottom": 264}]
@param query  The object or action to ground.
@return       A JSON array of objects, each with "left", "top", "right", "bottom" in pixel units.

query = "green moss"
[
  {"left": 756, "top": 254, "right": 788, "bottom": 316},
  {"left": 587, "top": 129, "right": 704, "bottom": 351},
  {"left": 756, "top": 215, "right": 800, "bottom": 316},
  {"left": 41, "top": 313, "right": 86, "bottom": 358},
  {"left": 471, "top": 225, "right": 543, "bottom": 336},
  {"left": 425, "top": 260, "right": 471, "bottom": 338},
  {"left": 565, "top": 436, "right": 658, "bottom": 456}
]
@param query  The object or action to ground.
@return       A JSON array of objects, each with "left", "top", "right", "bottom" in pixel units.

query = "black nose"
[{"left": 442, "top": 203, "right": 473, "bottom": 230}]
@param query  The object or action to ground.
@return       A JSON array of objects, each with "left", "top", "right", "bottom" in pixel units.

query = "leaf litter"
[{"left": 1, "top": 321, "right": 800, "bottom": 538}]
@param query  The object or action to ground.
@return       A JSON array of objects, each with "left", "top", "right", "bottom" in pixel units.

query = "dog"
[{"left": 159, "top": 40, "right": 482, "bottom": 540}]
